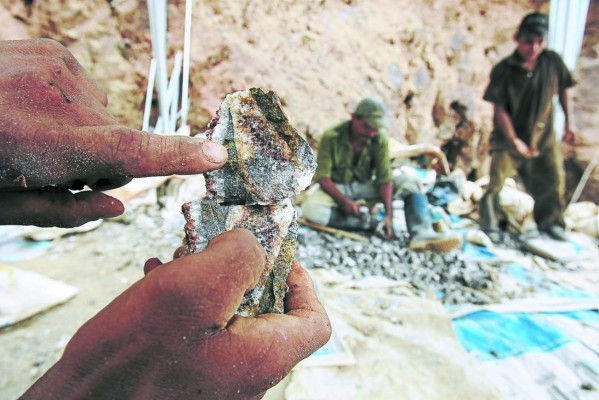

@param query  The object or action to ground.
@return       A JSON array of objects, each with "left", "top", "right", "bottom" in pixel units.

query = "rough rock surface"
[
  {"left": 205, "top": 88, "right": 317, "bottom": 205},
  {"left": 181, "top": 89, "right": 316, "bottom": 316},
  {"left": 182, "top": 198, "right": 298, "bottom": 315}
]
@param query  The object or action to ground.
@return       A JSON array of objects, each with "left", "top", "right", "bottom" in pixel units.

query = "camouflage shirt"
[
  {"left": 483, "top": 49, "right": 575, "bottom": 151},
  {"left": 312, "top": 120, "right": 392, "bottom": 186}
]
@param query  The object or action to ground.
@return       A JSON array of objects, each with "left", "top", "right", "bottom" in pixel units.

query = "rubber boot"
[{"left": 404, "top": 193, "right": 462, "bottom": 252}]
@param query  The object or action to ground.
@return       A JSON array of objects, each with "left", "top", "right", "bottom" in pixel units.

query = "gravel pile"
[{"left": 297, "top": 227, "right": 501, "bottom": 305}]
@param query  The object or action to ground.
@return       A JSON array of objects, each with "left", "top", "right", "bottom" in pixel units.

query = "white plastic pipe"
[
  {"left": 569, "top": 150, "right": 599, "bottom": 206},
  {"left": 168, "top": 51, "right": 183, "bottom": 133},
  {"left": 148, "top": 0, "right": 170, "bottom": 133},
  {"left": 142, "top": 58, "right": 157, "bottom": 132},
  {"left": 180, "top": 0, "right": 193, "bottom": 130}
]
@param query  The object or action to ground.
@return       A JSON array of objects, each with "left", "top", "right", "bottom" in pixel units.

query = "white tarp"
[
  {"left": 0, "top": 266, "right": 79, "bottom": 328},
  {"left": 282, "top": 270, "right": 503, "bottom": 400}
]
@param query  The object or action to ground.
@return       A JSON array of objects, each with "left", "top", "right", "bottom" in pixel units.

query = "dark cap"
[
  {"left": 517, "top": 12, "right": 549, "bottom": 37},
  {"left": 354, "top": 98, "right": 388, "bottom": 129}
]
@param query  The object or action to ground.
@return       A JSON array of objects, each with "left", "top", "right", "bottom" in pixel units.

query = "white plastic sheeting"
[
  {"left": 549, "top": 0, "right": 590, "bottom": 140},
  {"left": 0, "top": 267, "right": 79, "bottom": 328}
]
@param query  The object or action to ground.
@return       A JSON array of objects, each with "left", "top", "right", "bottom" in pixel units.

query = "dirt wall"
[{"left": 1, "top": 0, "right": 597, "bottom": 201}]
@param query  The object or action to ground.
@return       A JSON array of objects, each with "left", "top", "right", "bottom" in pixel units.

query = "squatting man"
[
  {"left": 301, "top": 98, "right": 462, "bottom": 252},
  {"left": 0, "top": 38, "right": 331, "bottom": 399}
]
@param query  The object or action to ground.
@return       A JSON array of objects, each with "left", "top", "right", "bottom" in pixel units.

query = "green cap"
[
  {"left": 517, "top": 12, "right": 548, "bottom": 37},
  {"left": 354, "top": 97, "right": 388, "bottom": 129}
]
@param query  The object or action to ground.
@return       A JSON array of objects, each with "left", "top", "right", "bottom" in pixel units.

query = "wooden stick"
[
  {"left": 568, "top": 149, "right": 599, "bottom": 207},
  {"left": 298, "top": 219, "right": 370, "bottom": 243}
]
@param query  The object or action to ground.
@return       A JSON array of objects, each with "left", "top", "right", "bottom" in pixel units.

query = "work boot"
[{"left": 404, "top": 193, "right": 462, "bottom": 252}]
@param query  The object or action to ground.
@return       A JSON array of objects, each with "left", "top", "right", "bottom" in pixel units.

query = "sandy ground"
[
  {"left": 1, "top": 189, "right": 598, "bottom": 399},
  {"left": 0, "top": 205, "right": 183, "bottom": 399}
]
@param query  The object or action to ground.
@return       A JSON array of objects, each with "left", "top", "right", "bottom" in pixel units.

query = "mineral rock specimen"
[
  {"left": 181, "top": 88, "right": 316, "bottom": 316},
  {"left": 205, "top": 88, "right": 315, "bottom": 205}
]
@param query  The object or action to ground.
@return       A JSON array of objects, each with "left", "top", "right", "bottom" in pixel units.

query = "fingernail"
[
  {"left": 106, "top": 199, "right": 125, "bottom": 217},
  {"left": 201, "top": 141, "right": 228, "bottom": 164}
]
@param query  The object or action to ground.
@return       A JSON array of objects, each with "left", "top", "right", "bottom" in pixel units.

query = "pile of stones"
[{"left": 296, "top": 227, "right": 500, "bottom": 305}]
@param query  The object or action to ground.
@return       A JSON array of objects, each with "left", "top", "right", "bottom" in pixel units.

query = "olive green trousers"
[
  {"left": 301, "top": 169, "right": 422, "bottom": 226},
  {"left": 479, "top": 145, "right": 565, "bottom": 231}
]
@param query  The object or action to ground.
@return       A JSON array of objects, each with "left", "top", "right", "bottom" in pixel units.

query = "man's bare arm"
[
  {"left": 559, "top": 88, "right": 576, "bottom": 145},
  {"left": 379, "top": 181, "right": 394, "bottom": 238},
  {"left": 319, "top": 177, "right": 361, "bottom": 216},
  {"left": 389, "top": 143, "right": 450, "bottom": 175}
]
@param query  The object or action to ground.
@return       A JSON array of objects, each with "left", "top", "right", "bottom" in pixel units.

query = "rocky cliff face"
[{"left": 1, "top": 0, "right": 597, "bottom": 201}]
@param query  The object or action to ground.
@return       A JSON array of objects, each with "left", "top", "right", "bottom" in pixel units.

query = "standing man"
[
  {"left": 302, "top": 98, "right": 462, "bottom": 252},
  {"left": 480, "top": 12, "right": 577, "bottom": 240}
]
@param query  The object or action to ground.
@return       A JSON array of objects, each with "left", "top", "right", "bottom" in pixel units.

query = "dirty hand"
[
  {"left": 340, "top": 198, "right": 362, "bottom": 216},
  {"left": 562, "top": 125, "right": 576, "bottom": 146},
  {"left": 381, "top": 214, "right": 394, "bottom": 239},
  {"left": 22, "top": 229, "right": 331, "bottom": 400},
  {"left": 0, "top": 39, "right": 227, "bottom": 228},
  {"left": 512, "top": 137, "right": 539, "bottom": 158}
]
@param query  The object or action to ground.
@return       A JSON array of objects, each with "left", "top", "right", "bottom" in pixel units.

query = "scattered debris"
[{"left": 297, "top": 228, "right": 501, "bottom": 305}]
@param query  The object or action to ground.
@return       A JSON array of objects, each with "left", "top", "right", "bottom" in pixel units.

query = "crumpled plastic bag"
[
  {"left": 564, "top": 201, "right": 599, "bottom": 238},
  {"left": 427, "top": 177, "right": 461, "bottom": 206},
  {"left": 472, "top": 177, "right": 536, "bottom": 233},
  {"left": 444, "top": 169, "right": 483, "bottom": 216},
  {"left": 497, "top": 185, "right": 537, "bottom": 233}
]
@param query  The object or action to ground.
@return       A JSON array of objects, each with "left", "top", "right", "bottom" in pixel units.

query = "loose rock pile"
[{"left": 297, "top": 227, "right": 500, "bottom": 305}]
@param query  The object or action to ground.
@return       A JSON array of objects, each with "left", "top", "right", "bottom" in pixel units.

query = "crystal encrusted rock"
[
  {"left": 182, "top": 198, "right": 298, "bottom": 315},
  {"left": 205, "top": 88, "right": 316, "bottom": 205},
  {"left": 181, "top": 88, "right": 316, "bottom": 316}
]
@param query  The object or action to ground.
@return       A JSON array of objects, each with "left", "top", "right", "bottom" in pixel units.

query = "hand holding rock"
[{"left": 23, "top": 229, "right": 331, "bottom": 399}]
